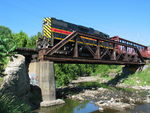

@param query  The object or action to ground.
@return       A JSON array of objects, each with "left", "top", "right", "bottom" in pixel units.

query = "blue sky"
[{"left": 0, "top": 0, "right": 150, "bottom": 45}]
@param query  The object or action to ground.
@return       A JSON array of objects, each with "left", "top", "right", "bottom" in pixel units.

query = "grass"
[
  {"left": 0, "top": 77, "right": 3, "bottom": 86},
  {"left": 77, "top": 81, "right": 138, "bottom": 94},
  {"left": 0, "top": 94, "right": 32, "bottom": 113},
  {"left": 122, "top": 64, "right": 150, "bottom": 86},
  {"left": 93, "top": 64, "right": 150, "bottom": 87},
  {"left": 0, "top": 77, "right": 31, "bottom": 113}
]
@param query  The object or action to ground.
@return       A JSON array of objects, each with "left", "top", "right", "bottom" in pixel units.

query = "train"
[
  {"left": 38, "top": 17, "right": 150, "bottom": 59},
  {"left": 110, "top": 36, "right": 150, "bottom": 59}
]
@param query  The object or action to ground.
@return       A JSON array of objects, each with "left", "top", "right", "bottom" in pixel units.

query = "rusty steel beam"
[
  {"left": 94, "top": 39, "right": 100, "bottom": 59},
  {"left": 80, "top": 37, "right": 95, "bottom": 57},
  {"left": 111, "top": 44, "right": 117, "bottom": 60},
  {"left": 46, "top": 31, "right": 78, "bottom": 56},
  {"left": 116, "top": 53, "right": 123, "bottom": 61},
  {"left": 134, "top": 48, "right": 145, "bottom": 62},
  {"left": 73, "top": 37, "right": 78, "bottom": 57},
  {"left": 43, "top": 56, "right": 145, "bottom": 65},
  {"left": 100, "top": 49, "right": 109, "bottom": 59},
  {"left": 15, "top": 48, "right": 38, "bottom": 56},
  {"left": 123, "top": 46, "right": 128, "bottom": 62}
]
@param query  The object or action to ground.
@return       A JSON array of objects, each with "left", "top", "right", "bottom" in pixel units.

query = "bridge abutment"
[
  {"left": 123, "top": 64, "right": 149, "bottom": 75},
  {"left": 29, "top": 61, "right": 65, "bottom": 107}
]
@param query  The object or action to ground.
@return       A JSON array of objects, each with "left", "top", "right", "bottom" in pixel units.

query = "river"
[{"left": 34, "top": 99, "right": 150, "bottom": 113}]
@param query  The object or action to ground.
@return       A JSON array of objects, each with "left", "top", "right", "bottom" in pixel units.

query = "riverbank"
[
  {"left": 72, "top": 84, "right": 150, "bottom": 111},
  {"left": 57, "top": 76, "right": 150, "bottom": 112}
]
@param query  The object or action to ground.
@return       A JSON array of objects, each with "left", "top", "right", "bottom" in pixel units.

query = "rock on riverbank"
[
  {"left": 68, "top": 85, "right": 150, "bottom": 111},
  {"left": 0, "top": 54, "right": 31, "bottom": 103},
  {"left": 0, "top": 54, "right": 42, "bottom": 109}
]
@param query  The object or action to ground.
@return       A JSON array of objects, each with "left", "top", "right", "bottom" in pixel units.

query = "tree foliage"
[
  {"left": 12, "top": 31, "right": 28, "bottom": 48},
  {"left": 12, "top": 31, "right": 42, "bottom": 48},
  {"left": 0, "top": 26, "right": 16, "bottom": 76},
  {"left": 26, "top": 32, "right": 42, "bottom": 48},
  {"left": 0, "top": 26, "right": 42, "bottom": 75}
]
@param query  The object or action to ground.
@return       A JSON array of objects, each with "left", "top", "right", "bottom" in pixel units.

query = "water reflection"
[
  {"left": 74, "top": 101, "right": 99, "bottom": 113},
  {"left": 130, "top": 104, "right": 150, "bottom": 113},
  {"left": 35, "top": 99, "right": 100, "bottom": 113},
  {"left": 35, "top": 99, "right": 150, "bottom": 113}
]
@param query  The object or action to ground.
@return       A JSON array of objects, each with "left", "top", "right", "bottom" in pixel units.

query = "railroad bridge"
[
  {"left": 17, "top": 31, "right": 147, "bottom": 65},
  {"left": 15, "top": 31, "right": 150, "bottom": 107}
]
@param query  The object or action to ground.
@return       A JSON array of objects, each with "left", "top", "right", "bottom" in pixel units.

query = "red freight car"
[
  {"left": 111, "top": 36, "right": 150, "bottom": 59},
  {"left": 141, "top": 46, "right": 150, "bottom": 59}
]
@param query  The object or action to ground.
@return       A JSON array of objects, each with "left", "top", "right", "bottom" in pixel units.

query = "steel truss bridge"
[{"left": 16, "top": 31, "right": 146, "bottom": 65}]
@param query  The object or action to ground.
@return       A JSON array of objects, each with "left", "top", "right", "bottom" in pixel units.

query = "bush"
[
  {"left": 93, "top": 65, "right": 122, "bottom": 77},
  {"left": 54, "top": 64, "right": 97, "bottom": 87}
]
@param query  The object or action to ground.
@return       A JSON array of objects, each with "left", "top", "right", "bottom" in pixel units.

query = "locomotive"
[{"left": 37, "top": 17, "right": 110, "bottom": 48}]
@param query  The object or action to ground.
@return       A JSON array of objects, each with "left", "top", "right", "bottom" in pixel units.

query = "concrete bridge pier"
[{"left": 29, "top": 61, "right": 65, "bottom": 107}]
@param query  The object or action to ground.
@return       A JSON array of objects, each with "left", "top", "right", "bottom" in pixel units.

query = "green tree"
[
  {"left": 55, "top": 64, "right": 80, "bottom": 87},
  {"left": 27, "top": 32, "right": 41, "bottom": 48},
  {"left": 0, "top": 26, "right": 16, "bottom": 76},
  {"left": 12, "top": 31, "right": 29, "bottom": 48}
]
